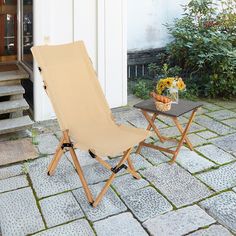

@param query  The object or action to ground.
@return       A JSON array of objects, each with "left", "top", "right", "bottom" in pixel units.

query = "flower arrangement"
[
  {"left": 156, "top": 77, "right": 186, "bottom": 104},
  {"left": 156, "top": 77, "right": 186, "bottom": 95}
]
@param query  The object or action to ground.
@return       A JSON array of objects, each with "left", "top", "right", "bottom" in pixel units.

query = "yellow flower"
[
  {"left": 156, "top": 77, "right": 185, "bottom": 94},
  {"left": 164, "top": 78, "right": 174, "bottom": 88},
  {"left": 177, "top": 78, "right": 186, "bottom": 91}
]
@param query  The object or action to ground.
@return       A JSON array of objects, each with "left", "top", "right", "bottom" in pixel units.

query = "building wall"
[
  {"left": 33, "top": 0, "right": 127, "bottom": 121},
  {"left": 127, "top": 0, "right": 189, "bottom": 51}
]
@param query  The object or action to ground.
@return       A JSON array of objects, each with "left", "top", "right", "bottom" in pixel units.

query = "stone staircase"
[{"left": 0, "top": 65, "right": 33, "bottom": 135}]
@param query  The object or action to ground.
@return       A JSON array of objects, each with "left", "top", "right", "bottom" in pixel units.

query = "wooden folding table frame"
[
  {"left": 47, "top": 130, "right": 140, "bottom": 207},
  {"left": 136, "top": 108, "right": 199, "bottom": 164}
]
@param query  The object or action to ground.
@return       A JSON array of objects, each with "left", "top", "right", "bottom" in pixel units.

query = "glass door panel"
[
  {"left": 21, "top": 0, "right": 33, "bottom": 68},
  {"left": 0, "top": 0, "right": 17, "bottom": 62}
]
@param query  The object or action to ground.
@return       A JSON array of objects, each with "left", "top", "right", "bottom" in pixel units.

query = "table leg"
[
  {"left": 170, "top": 109, "right": 197, "bottom": 164},
  {"left": 173, "top": 117, "right": 194, "bottom": 151},
  {"left": 142, "top": 111, "right": 165, "bottom": 142},
  {"left": 136, "top": 112, "right": 157, "bottom": 154}
]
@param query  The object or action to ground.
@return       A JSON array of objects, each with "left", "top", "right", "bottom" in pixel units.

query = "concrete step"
[
  {"left": 0, "top": 116, "right": 33, "bottom": 135},
  {"left": 0, "top": 85, "right": 25, "bottom": 97},
  {"left": 0, "top": 99, "right": 29, "bottom": 115},
  {"left": 0, "top": 69, "right": 29, "bottom": 82}
]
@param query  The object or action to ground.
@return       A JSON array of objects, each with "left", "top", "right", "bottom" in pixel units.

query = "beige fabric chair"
[{"left": 31, "top": 41, "right": 149, "bottom": 207}]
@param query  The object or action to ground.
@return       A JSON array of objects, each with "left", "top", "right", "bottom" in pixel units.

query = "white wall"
[
  {"left": 33, "top": 0, "right": 127, "bottom": 121},
  {"left": 127, "top": 0, "right": 189, "bottom": 51}
]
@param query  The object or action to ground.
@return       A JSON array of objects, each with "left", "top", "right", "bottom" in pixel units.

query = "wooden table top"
[{"left": 134, "top": 99, "right": 203, "bottom": 117}]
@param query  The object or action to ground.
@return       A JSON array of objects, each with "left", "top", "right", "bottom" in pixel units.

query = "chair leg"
[
  {"left": 64, "top": 131, "right": 94, "bottom": 204},
  {"left": 94, "top": 153, "right": 141, "bottom": 180},
  {"left": 92, "top": 148, "right": 133, "bottom": 207},
  {"left": 48, "top": 134, "right": 65, "bottom": 175}
]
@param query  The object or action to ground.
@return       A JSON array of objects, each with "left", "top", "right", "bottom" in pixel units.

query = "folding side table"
[{"left": 134, "top": 99, "right": 203, "bottom": 163}]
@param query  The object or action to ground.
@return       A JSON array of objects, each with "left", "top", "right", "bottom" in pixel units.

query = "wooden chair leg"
[
  {"left": 92, "top": 148, "right": 133, "bottom": 207},
  {"left": 48, "top": 134, "right": 65, "bottom": 175},
  {"left": 64, "top": 131, "right": 94, "bottom": 204}
]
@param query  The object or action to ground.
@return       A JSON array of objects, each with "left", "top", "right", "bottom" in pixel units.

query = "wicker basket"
[{"left": 155, "top": 101, "right": 172, "bottom": 112}]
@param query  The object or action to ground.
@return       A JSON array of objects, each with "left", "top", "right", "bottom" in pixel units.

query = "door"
[{"left": 0, "top": 0, "right": 17, "bottom": 62}]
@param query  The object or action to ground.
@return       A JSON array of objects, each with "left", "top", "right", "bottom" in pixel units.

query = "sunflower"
[
  {"left": 177, "top": 78, "right": 186, "bottom": 91},
  {"left": 165, "top": 77, "right": 174, "bottom": 88}
]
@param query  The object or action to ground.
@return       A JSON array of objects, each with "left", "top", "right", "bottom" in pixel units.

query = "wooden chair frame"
[
  {"left": 136, "top": 109, "right": 198, "bottom": 164},
  {"left": 47, "top": 130, "right": 141, "bottom": 207}
]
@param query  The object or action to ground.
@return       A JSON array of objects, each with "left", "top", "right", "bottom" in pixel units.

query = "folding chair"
[{"left": 31, "top": 42, "right": 149, "bottom": 207}]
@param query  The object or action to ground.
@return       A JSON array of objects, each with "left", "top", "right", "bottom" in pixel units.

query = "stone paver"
[
  {"left": 66, "top": 148, "right": 105, "bottom": 167},
  {"left": 195, "top": 115, "right": 234, "bottom": 135},
  {"left": 212, "top": 101, "right": 236, "bottom": 109},
  {"left": 197, "top": 162, "right": 236, "bottom": 191},
  {"left": 211, "top": 133, "right": 236, "bottom": 154},
  {"left": 157, "top": 115, "right": 188, "bottom": 126},
  {"left": 0, "top": 187, "right": 44, "bottom": 236},
  {"left": 187, "top": 123, "right": 206, "bottom": 133},
  {"left": 143, "top": 205, "right": 215, "bottom": 236},
  {"left": 141, "top": 164, "right": 212, "bottom": 207},
  {"left": 196, "top": 144, "right": 235, "bottom": 164},
  {"left": 151, "top": 139, "right": 177, "bottom": 149},
  {"left": 82, "top": 161, "right": 112, "bottom": 185},
  {"left": 94, "top": 212, "right": 148, "bottom": 236},
  {"left": 36, "top": 133, "right": 59, "bottom": 154},
  {"left": 0, "top": 175, "right": 28, "bottom": 193},
  {"left": 140, "top": 146, "right": 169, "bottom": 165},
  {"left": 222, "top": 118, "right": 236, "bottom": 129},
  {"left": 112, "top": 174, "right": 149, "bottom": 196},
  {"left": 184, "top": 107, "right": 208, "bottom": 118},
  {"left": 202, "top": 102, "right": 222, "bottom": 111},
  {"left": 207, "top": 109, "right": 236, "bottom": 120},
  {"left": 122, "top": 187, "right": 173, "bottom": 222},
  {"left": 35, "top": 219, "right": 95, "bottom": 236},
  {"left": 40, "top": 192, "right": 84, "bottom": 228},
  {"left": 159, "top": 126, "right": 182, "bottom": 137},
  {"left": 175, "top": 147, "right": 215, "bottom": 173},
  {"left": 73, "top": 182, "right": 127, "bottom": 221},
  {"left": 197, "top": 130, "right": 218, "bottom": 139},
  {"left": 127, "top": 115, "right": 149, "bottom": 129},
  {"left": 127, "top": 153, "right": 152, "bottom": 170},
  {"left": 159, "top": 123, "right": 205, "bottom": 138},
  {"left": 29, "top": 156, "right": 82, "bottom": 198},
  {"left": 200, "top": 191, "right": 236, "bottom": 233},
  {"left": 188, "top": 224, "right": 233, "bottom": 236},
  {"left": 0, "top": 164, "right": 23, "bottom": 180},
  {"left": 187, "top": 133, "right": 207, "bottom": 146}
]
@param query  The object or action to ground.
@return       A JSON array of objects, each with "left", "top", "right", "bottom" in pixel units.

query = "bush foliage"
[{"left": 166, "top": 0, "right": 236, "bottom": 98}]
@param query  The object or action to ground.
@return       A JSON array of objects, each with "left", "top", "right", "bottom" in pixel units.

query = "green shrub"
[
  {"left": 166, "top": 0, "right": 236, "bottom": 98},
  {"left": 133, "top": 79, "right": 154, "bottom": 99},
  {"left": 148, "top": 63, "right": 182, "bottom": 79}
]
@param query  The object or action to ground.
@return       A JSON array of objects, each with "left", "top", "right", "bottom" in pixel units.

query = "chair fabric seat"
[{"left": 73, "top": 124, "right": 148, "bottom": 157}]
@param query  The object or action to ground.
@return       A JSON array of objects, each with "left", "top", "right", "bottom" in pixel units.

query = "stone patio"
[{"left": 0, "top": 99, "right": 236, "bottom": 236}]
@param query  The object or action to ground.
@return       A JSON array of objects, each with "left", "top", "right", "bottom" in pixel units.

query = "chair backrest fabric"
[{"left": 31, "top": 41, "right": 115, "bottom": 143}]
